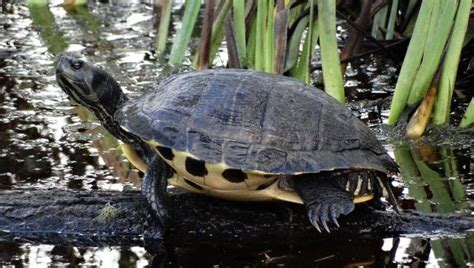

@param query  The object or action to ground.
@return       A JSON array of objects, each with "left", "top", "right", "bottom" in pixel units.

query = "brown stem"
[
  {"left": 224, "top": 12, "right": 240, "bottom": 68},
  {"left": 198, "top": 0, "right": 214, "bottom": 70}
]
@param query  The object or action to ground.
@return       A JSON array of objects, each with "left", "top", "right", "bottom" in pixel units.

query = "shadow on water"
[{"left": 0, "top": 1, "right": 473, "bottom": 267}]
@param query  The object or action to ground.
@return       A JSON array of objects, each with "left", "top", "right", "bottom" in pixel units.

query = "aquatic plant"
[
  {"left": 29, "top": 0, "right": 474, "bottom": 134},
  {"left": 154, "top": 0, "right": 472, "bottom": 133}
]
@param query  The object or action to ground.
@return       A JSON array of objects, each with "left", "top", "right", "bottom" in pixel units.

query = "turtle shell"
[{"left": 116, "top": 69, "right": 397, "bottom": 175}]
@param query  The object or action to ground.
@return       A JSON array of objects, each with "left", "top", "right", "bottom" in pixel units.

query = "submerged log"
[{"left": 0, "top": 190, "right": 473, "bottom": 248}]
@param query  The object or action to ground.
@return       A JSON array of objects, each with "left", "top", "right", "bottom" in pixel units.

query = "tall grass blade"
[
  {"left": 387, "top": 0, "right": 434, "bottom": 126},
  {"left": 318, "top": 0, "right": 345, "bottom": 104},
  {"left": 290, "top": 16, "right": 318, "bottom": 83},
  {"left": 243, "top": 0, "right": 257, "bottom": 68},
  {"left": 285, "top": 15, "right": 309, "bottom": 72},
  {"left": 246, "top": 19, "right": 257, "bottom": 69},
  {"left": 407, "top": 0, "right": 456, "bottom": 105},
  {"left": 264, "top": 1, "right": 275, "bottom": 73},
  {"left": 433, "top": 0, "right": 471, "bottom": 126},
  {"left": 169, "top": 0, "right": 201, "bottom": 66},
  {"left": 244, "top": 0, "right": 257, "bottom": 37},
  {"left": 294, "top": 2, "right": 319, "bottom": 83},
  {"left": 155, "top": 0, "right": 173, "bottom": 54},
  {"left": 255, "top": 0, "right": 268, "bottom": 71},
  {"left": 385, "top": 0, "right": 398, "bottom": 40},
  {"left": 233, "top": 0, "right": 247, "bottom": 67},
  {"left": 208, "top": 0, "right": 233, "bottom": 65},
  {"left": 371, "top": 4, "right": 388, "bottom": 39},
  {"left": 405, "top": 0, "right": 419, "bottom": 22},
  {"left": 287, "top": 0, "right": 305, "bottom": 26},
  {"left": 460, "top": 98, "right": 474, "bottom": 128}
]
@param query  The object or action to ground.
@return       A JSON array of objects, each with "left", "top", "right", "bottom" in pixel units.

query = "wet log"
[{"left": 0, "top": 190, "right": 473, "bottom": 248}]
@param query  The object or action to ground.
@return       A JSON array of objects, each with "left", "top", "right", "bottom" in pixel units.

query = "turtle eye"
[{"left": 71, "top": 60, "right": 83, "bottom": 70}]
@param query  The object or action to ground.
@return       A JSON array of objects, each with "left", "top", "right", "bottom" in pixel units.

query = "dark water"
[{"left": 0, "top": 1, "right": 473, "bottom": 267}]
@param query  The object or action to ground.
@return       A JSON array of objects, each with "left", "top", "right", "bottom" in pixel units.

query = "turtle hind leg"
[
  {"left": 294, "top": 173, "right": 355, "bottom": 232},
  {"left": 142, "top": 156, "right": 174, "bottom": 230}
]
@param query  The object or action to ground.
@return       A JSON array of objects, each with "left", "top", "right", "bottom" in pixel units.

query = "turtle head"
[
  {"left": 56, "top": 55, "right": 127, "bottom": 117},
  {"left": 56, "top": 55, "right": 139, "bottom": 144}
]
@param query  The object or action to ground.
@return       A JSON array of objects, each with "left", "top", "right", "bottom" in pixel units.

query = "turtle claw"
[
  {"left": 329, "top": 204, "right": 341, "bottom": 228},
  {"left": 294, "top": 175, "right": 356, "bottom": 233},
  {"left": 312, "top": 219, "right": 322, "bottom": 233},
  {"left": 306, "top": 202, "right": 354, "bottom": 233},
  {"left": 307, "top": 204, "right": 331, "bottom": 233},
  {"left": 319, "top": 205, "right": 330, "bottom": 233},
  {"left": 308, "top": 205, "right": 322, "bottom": 232},
  {"left": 321, "top": 219, "right": 330, "bottom": 233}
]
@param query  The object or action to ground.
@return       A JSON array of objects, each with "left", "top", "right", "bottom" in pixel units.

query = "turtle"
[{"left": 55, "top": 55, "right": 398, "bottom": 232}]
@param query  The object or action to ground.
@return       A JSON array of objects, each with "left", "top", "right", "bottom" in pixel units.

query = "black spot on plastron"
[
  {"left": 185, "top": 157, "right": 208, "bottom": 177},
  {"left": 156, "top": 146, "right": 174, "bottom": 160},
  {"left": 222, "top": 169, "right": 247, "bottom": 183},
  {"left": 184, "top": 179, "right": 204, "bottom": 190}
]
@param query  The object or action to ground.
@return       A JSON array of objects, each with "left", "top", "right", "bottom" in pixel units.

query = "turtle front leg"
[
  {"left": 142, "top": 156, "right": 174, "bottom": 229},
  {"left": 294, "top": 174, "right": 355, "bottom": 232}
]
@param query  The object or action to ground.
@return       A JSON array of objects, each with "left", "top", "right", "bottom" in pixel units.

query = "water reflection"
[
  {"left": 396, "top": 144, "right": 470, "bottom": 214},
  {"left": 0, "top": 242, "right": 150, "bottom": 267},
  {"left": 2, "top": 234, "right": 473, "bottom": 266},
  {"left": 391, "top": 235, "right": 474, "bottom": 267},
  {"left": 0, "top": 1, "right": 145, "bottom": 190},
  {"left": 27, "top": 1, "right": 67, "bottom": 55},
  {"left": 0, "top": 1, "right": 473, "bottom": 267},
  {"left": 394, "top": 143, "right": 473, "bottom": 267}
]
